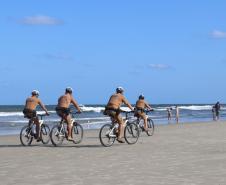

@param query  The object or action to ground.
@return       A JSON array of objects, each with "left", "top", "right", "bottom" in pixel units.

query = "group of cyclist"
[{"left": 23, "top": 86, "right": 153, "bottom": 143}]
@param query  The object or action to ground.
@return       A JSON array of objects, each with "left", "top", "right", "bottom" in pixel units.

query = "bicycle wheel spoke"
[
  {"left": 72, "top": 122, "right": 83, "bottom": 144},
  {"left": 124, "top": 122, "right": 139, "bottom": 144},
  {"left": 20, "top": 125, "right": 33, "bottom": 146},
  {"left": 50, "top": 125, "right": 64, "bottom": 146},
  {"left": 99, "top": 124, "right": 116, "bottom": 147},
  {"left": 41, "top": 124, "right": 50, "bottom": 144}
]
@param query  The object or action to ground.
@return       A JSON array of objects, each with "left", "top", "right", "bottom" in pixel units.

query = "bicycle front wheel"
[
  {"left": 124, "top": 122, "right": 139, "bottom": 144},
  {"left": 99, "top": 124, "right": 116, "bottom": 147},
  {"left": 20, "top": 125, "right": 33, "bottom": 146},
  {"left": 72, "top": 122, "right": 83, "bottom": 144},
  {"left": 50, "top": 125, "right": 64, "bottom": 146},
  {"left": 146, "top": 118, "right": 154, "bottom": 136},
  {"left": 41, "top": 124, "right": 50, "bottom": 144}
]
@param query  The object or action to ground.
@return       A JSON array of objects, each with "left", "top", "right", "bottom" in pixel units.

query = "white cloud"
[
  {"left": 148, "top": 64, "right": 171, "bottom": 70},
  {"left": 19, "top": 15, "right": 63, "bottom": 25},
  {"left": 211, "top": 30, "right": 226, "bottom": 39}
]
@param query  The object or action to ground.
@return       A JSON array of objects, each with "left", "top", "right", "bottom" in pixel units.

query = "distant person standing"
[
  {"left": 212, "top": 105, "right": 216, "bottom": 121},
  {"left": 167, "top": 107, "right": 173, "bottom": 122},
  {"left": 175, "top": 105, "right": 179, "bottom": 124},
  {"left": 214, "top": 102, "right": 221, "bottom": 121}
]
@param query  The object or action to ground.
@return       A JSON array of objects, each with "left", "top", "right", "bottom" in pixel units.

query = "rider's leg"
[
  {"left": 116, "top": 114, "right": 125, "bottom": 142},
  {"left": 34, "top": 117, "right": 40, "bottom": 139},
  {"left": 141, "top": 114, "right": 148, "bottom": 131},
  {"left": 66, "top": 114, "right": 73, "bottom": 141}
]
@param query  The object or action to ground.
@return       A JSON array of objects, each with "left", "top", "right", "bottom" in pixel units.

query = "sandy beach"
[{"left": 0, "top": 121, "right": 226, "bottom": 185}]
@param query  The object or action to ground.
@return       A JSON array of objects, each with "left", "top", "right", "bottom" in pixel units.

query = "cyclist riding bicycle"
[
  {"left": 55, "top": 87, "right": 81, "bottom": 142},
  {"left": 104, "top": 87, "right": 133, "bottom": 143},
  {"left": 134, "top": 94, "right": 153, "bottom": 132},
  {"left": 23, "top": 90, "right": 49, "bottom": 142}
]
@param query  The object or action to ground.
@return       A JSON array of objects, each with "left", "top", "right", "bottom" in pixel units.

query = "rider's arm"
[
  {"left": 38, "top": 99, "right": 49, "bottom": 115},
  {"left": 122, "top": 96, "right": 133, "bottom": 111},
  {"left": 145, "top": 101, "right": 153, "bottom": 110},
  {"left": 71, "top": 97, "right": 81, "bottom": 112}
]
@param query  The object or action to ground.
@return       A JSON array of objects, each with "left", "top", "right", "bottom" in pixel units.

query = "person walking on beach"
[
  {"left": 55, "top": 87, "right": 81, "bottom": 141},
  {"left": 134, "top": 94, "right": 153, "bottom": 132},
  {"left": 104, "top": 87, "right": 133, "bottom": 143},
  {"left": 23, "top": 90, "right": 49, "bottom": 141},
  {"left": 175, "top": 105, "right": 179, "bottom": 124},
  {"left": 214, "top": 101, "right": 221, "bottom": 121},
  {"left": 167, "top": 107, "right": 173, "bottom": 122}
]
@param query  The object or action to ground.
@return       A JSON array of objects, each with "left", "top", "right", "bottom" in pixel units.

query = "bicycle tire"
[
  {"left": 20, "top": 125, "right": 33, "bottom": 146},
  {"left": 146, "top": 118, "right": 154, "bottom": 136},
  {"left": 72, "top": 122, "right": 83, "bottom": 144},
  {"left": 50, "top": 125, "right": 64, "bottom": 146},
  {"left": 124, "top": 122, "right": 139, "bottom": 144},
  {"left": 99, "top": 124, "right": 116, "bottom": 147},
  {"left": 41, "top": 124, "right": 50, "bottom": 144}
]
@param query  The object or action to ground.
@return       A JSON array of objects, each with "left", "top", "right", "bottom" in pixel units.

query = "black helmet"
[
  {"left": 116, "top": 86, "right": 124, "bottom": 93},
  {"left": 65, "top": 87, "right": 73, "bottom": 94},
  {"left": 139, "top": 94, "right": 144, "bottom": 99}
]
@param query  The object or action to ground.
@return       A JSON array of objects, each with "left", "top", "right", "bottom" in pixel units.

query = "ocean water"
[{"left": 0, "top": 104, "right": 225, "bottom": 135}]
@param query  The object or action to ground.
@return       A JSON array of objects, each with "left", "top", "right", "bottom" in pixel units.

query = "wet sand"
[{"left": 0, "top": 121, "right": 226, "bottom": 185}]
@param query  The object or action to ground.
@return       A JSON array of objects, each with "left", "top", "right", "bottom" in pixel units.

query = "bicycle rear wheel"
[
  {"left": 124, "top": 122, "right": 139, "bottom": 144},
  {"left": 41, "top": 124, "right": 50, "bottom": 144},
  {"left": 72, "top": 122, "right": 83, "bottom": 144},
  {"left": 20, "top": 125, "right": 33, "bottom": 146},
  {"left": 50, "top": 125, "right": 64, "bottom": 146},
  {"left": 146, "top": 118, "right": 154, "bottom": 136},
  {"left": 99, "top": 124, "right": 116, "bottom": 147}
]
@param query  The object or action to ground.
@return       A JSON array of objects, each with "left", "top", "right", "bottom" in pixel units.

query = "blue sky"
[{"left": 0, "top": 0, "right": 226, "bottom": 105}]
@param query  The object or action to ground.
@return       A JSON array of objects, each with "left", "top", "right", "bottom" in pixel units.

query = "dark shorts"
[
  {"left": 216, "top": 111, "right": 220, "bottom": 117},
  {"left": 103, "top": 107, "right": 120, "bottom": 117},
  {"left": 55, "top": 107, "right": 71, "bottom": 118},
  {"left": 23, "top": 108, "right": 37, "bottom": 119},
  {"left": 134, "top": 108, "right": 144, "bottom": 117}
]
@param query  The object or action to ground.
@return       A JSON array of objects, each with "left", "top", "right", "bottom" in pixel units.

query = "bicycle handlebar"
[
  {"left": 37, "top": 114, "right": 49, "bottom": 120},
  {"left": 70, "top": 111, "right": 82, "bottom": 118}
]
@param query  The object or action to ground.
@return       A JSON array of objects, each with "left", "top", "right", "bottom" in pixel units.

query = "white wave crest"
[
  {"left": 80, "top": 106, "right": 105, "bottom": 112},
  {"left": 179, "top": 105, "right": 212, "bottom": 111},
  {"left": 0, "top": 111, "right": 56, "bottom": 117}
]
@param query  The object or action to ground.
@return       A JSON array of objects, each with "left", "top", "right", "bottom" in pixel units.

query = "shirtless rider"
[
  {"left": 104, "top": 87, "right": 133, "bottom": 143},
  {"left": 23, "top": 90, "right": 49, "bottom": 141},
  {"left": 134, "top": 94, "right": 153, "bottom": 132},
  {"left": 55, "top": 87, "right": 81, "bottom": 141}
]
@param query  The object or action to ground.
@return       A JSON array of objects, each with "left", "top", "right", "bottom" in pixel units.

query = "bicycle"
[
  {"left": 99, "top": 110, "right": 139, "bottom": 147},
  {"left": 20, "top": 114, "right": 50, "bottom": 146},
  {"left": 133, "top": 109, "right": 155, "bottom": 136},
  {"left": 50, "top": 112, "right": 83, "bottom": 146}
]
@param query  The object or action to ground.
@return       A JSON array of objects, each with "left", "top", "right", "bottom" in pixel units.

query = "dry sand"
[{"left": 0, "top": 121, "right": 226, "bottom": 185}]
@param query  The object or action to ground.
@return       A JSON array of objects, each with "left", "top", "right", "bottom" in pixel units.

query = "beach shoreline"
[{"left": 1, "top": 121, "right": 226, "bottom": 185}]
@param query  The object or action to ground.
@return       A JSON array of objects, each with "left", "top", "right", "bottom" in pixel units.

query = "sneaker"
[
  {"left": 117, "top": 138, "right": 125, "bottom": 143},
  {"left": 67, "top": 137, "right": 74, "bottom": 142},
  {"left": 36, "top": 138, "right": 41, "bottom": 142}
]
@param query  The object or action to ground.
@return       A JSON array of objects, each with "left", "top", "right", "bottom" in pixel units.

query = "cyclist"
[
  {"left": 55, "top": 87, "right": 81, "bottom": 141},
  {"left": 23, "top": 90, "right": 49, "bottom": 141},
  {"left": 134, "top": 94, "right": 153, "bottom": 132},
  {"left": 104, "top": 87, "right": 133, "bottom": 143}
]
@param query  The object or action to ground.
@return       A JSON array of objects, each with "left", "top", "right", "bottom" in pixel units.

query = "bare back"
[
  {"left": 107, "top": 93, "right": 132, "bottom": 110},
  {"left": 25, "top": 96, "right": 40, "bottom": 110},
  {"left": 57, "top": 94, "right": 73, "bottom": 108},
  {"left": 57, "top": 93, "right": 80, "bottom": 111},
  {"left": 136, "top": 99, "right": 151, "bottom": 110}
]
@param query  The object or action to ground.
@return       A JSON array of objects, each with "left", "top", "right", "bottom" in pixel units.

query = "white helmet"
[
  {"left": 116, "top": 86, "right": 124, "bottom": 93},
  {"left": 32, "top": 90, "right": 39, "bottom": 97},
  {"left": 65, "top": 87, "right": 73, "bottom": 94}
]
